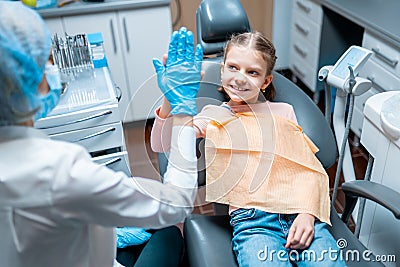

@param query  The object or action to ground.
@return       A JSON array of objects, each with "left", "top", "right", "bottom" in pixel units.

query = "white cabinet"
[
  {"left": 35, "top": 67, "right": 131, "bottom": 176},
  {"left": 44, "top": 17, "right": 64, "bottom": 35},
  {"left": 289, "top": 0, "right": 323, "bottom": 92},
  {"left": 359, "top": 91, "right": 400, "bottom": 266},
  {"left": 62, "top": 12, "right": 132, "bottom": 122},
  {"left": 288, "top": 0, "right": 365, "bottom": 99},
  {"left": 271, "top": 0, "right": 293, "bottom": 70},
  {"left": 352, "top": 30, "right": 400, "bottom": 137},
  {"left": 44, "top": 6, "right": 172, "bottom": 123},
  {"left": 118, "top": 8, "right": 171, "bottom": 121}
]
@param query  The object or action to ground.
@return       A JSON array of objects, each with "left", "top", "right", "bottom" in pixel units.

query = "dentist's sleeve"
[
  {"left": 50, "top": 122, "right": 198, "bottom": 229},
  {"left": 163, "top": 122, "right": 198, "bottom": 193}
]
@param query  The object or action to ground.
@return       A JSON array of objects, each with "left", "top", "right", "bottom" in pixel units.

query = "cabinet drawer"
[
  {"left": 36, "top": 104, "right": 121, "bottom": 135},
  {"left": 293, "top": 0, "right": 322, "bottom": 25},
  {"left": 291, "top": 10, "right": 322, "bottom": 46},
  {"left": 93, "top": 151, "right": 131, "bottom": 176},
  {"left": 359, "top": 59, "right": 400, "bottom": 93},
  {"left": 290, "top": 29, "right": 320, "bottom": 69},
  {"left": 352, "top": 57, "right": 400, "bottom": 138},
  {"left": 290, "top": 51, "right": 318, "bottom": 92},
  {"left": 363, "top": 31, "right": 400, "bottom": 76},
  {"left": 50, "top": 122, "right": 124, "bottom": 153}
]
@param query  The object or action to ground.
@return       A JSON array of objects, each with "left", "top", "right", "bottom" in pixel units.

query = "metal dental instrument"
[{"left": 51, "top": 32, "right": 94, "bottom": 94}]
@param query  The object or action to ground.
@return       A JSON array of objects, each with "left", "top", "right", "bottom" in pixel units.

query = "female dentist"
[{"left": 0, "top": 2, "right": 202, "bottom": 267}]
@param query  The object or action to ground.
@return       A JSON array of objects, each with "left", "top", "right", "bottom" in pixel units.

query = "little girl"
[{"left": 151, "top": 31, "right": 346, "bottom": 266}]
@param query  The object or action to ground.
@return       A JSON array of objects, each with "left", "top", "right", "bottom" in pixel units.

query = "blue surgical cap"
[{"left": 0, "top": 2, "right": 51, "bottom": 126}]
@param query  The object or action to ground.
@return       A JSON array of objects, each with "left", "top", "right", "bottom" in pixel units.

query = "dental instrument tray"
[
  {"left": 327, "top": 46, "right": 373, "bottom": 89},
  {"left": 48, "top": 67, "right": 116, "bottom": 116},
  {"left": 33, "top": 67, "right": 118, "bottom": 134}
]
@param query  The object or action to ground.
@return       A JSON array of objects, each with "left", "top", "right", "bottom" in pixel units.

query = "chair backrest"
[
  {"left": 272, "top": 72, "right": 338, "bottom": 169},
  {"left": 196, "top": 0, "right": 251, "bottom": 56}
]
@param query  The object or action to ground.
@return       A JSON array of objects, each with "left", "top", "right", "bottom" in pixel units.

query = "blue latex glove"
[
  {"left": 152, "top": 27, "right": 203, "bottom": 116},
  {"left": 115, "top": 227, "right": 152, "bottom": 248}
]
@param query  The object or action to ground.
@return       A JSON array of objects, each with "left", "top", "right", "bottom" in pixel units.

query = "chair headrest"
[{"left": 196, "top": 0, "right": 251, "bottom": 56}]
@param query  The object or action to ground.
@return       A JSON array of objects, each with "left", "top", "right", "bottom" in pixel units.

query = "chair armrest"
[
  {"left": 184, "top": 214, "right": 237, "bottom": 267},
  {"left": 341, "top": 180, "right": 400, "bottom": 223}
]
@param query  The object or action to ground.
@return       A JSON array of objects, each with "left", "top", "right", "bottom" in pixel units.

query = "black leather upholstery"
[
  {"left": 183, "top": 214, "right": 236, "bottom": 267},
  {"left": 196, "top": 0, "right": 251, "bottom": 55},
  {"left": 272, "top": 72, "right": 338, "bottom": 169}
]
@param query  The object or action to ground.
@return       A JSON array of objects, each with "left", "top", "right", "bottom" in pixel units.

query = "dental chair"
[
  {"left": 182, "top": 69, "right": 400, "bottom": 267},
  {"left": 158, "top": 0, "right": 400, "bottom": 266}
]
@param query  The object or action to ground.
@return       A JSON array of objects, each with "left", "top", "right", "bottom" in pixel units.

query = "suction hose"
[{"left": 332, "top": 66, "right": 357, "bottom": 208}]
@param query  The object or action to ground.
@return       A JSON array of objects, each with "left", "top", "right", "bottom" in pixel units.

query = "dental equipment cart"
[
  {"left": 358, "top": 91, "right": 400, "bottom": 266},
  {"left": 34, "top": 66, "right": 131, "bottom": 177},
  {"left": 319, "top": 45, "right": 373, "bottom": 222},
  {"left": 320, "top": 46, "right": 399, "bottom": 266}
]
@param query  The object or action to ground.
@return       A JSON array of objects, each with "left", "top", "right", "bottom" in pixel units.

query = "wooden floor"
[{"left": 122, "top": 71, "right": 369, "bottom": 230}]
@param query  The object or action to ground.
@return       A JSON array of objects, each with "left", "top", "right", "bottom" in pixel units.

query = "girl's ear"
[
  {"left": 220, "top": 62, "right": 224, "bottom": 77},
  {"left": 261, "top": 74, "right": 273, "bottom": 90}
]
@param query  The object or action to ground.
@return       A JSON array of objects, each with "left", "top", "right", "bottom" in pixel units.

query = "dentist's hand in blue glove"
[{"left": 152, "top": 27, "right": 203, "bottom": 116}]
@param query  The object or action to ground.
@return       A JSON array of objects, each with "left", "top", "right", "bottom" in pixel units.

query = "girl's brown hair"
[{"left": 223, "top": 31, "right": 277, "bottom": 101}]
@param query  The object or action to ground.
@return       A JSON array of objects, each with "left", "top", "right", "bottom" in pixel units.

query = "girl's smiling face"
[{"left": 221, "top": 46, "right": 272, "bottom": 106}]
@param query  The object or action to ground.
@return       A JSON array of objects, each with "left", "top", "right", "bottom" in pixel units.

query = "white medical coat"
[{"left": 0, "top": 125, "right": 197, "bottom": 267}]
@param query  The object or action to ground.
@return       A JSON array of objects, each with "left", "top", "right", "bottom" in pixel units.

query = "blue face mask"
[{"left": 35, "top": 65, "right": 62, "bottom": 120}]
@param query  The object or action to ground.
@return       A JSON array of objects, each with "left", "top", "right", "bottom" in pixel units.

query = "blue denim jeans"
[{"left": 230, "top": 208, "right": 347, "bottom": 267}]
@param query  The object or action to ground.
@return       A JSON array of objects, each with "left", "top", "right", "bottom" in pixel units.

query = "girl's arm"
[
  {"left": 150, "top": 96, "right": 174, "bottom": 153},
  {"left": 150, "top": 101, "right": 205, "bottom": 152},
  {"left": 150, "top": 105, "right": 173, "bottom": 153},
  {"left": 159, "top": 94, "right": 172, "bottom": 119}
]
